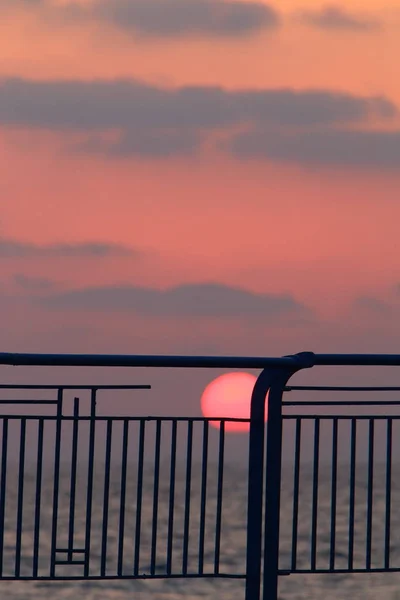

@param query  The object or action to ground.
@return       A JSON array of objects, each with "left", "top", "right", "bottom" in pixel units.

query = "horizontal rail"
[
  {"left": 0, "top": 385, "right": 151, "bottom": 390},
  {"left": 283, "top": 414, "right": 400, "bottom": 420},
  {"left": 0, "top": 415, "right": 251, "bottom": 421},
  {"left": 0, "top": 352, "right": 304, "bottom": 369},
  {"left": 0, "top": 573, "right": 247, "bottom": 581},
  {"left": 283, "top": 400, "right": 400, "bottom": 406},
  {"left": 285, "top": 386, "right": 400, "bottom": 392},
  {"left": 3, "top": 351, "right": 400, "bottom": 368}
]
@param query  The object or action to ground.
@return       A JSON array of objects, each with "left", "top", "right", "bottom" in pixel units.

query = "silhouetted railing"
[{"left": 1, "top": 351, "right": 400, "bottom": 600}]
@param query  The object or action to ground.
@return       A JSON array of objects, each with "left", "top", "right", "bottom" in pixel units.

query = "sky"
[{"left": 1, "top": 0, "right": 400, "bottom": 393}]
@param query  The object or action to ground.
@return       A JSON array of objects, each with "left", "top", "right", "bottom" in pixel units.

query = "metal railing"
[{"left": 1, "top": 351, "right": 400, "bottom": 599}]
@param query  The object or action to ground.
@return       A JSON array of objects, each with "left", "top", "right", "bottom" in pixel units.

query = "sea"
[{"left": 1, "top": 461, "right": 400, "bottom": 600}]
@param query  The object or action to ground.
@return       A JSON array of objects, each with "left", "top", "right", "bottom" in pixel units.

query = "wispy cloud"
[
  {"left": 14, "top": 273, "right": 57, "bottom": 290},
  {"left": 0, "top": 0, "right": 280, "bottom": 38},
  {"left": 299, "top": 5, "right": 380, "bottom": 31},
  {"left": 40, "top": 282, "right": 312, "bottom": 320},
  {"left": 226, "top": 129, "right": 400, "bottom": 169},
  {"left": 0, "top": 239, "right": 141, "bottom": 258}
]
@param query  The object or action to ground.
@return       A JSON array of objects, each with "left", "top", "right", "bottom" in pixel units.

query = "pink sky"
[{"left": 1, "top": 0, "right": 400, "bottom": 361}]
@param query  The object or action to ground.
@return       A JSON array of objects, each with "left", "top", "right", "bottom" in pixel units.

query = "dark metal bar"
[
  {"left": 133, "top": 420, "right": 146, "bottom": 576},
  {"left": 117, "top": 419, "right": 129, "bottom": 576},
  {"left": 285, "top": 386, "right": 400, "bottom": 392},
  {"left": 263, "top": 370, "right": 297, "bottom": 600},
  {"left": 310, "top": 418, "right": 320, "bottom": 571},
  {"left": 198, "top": 421, "right": 209, "bottom": 575},
  {"left": 15, "top": 418, "right": 26, "bottom": 577},
  {"left": 366, "top": 419, "right": 374, "bottom": 570},
  {"left": 291, "top": 418, "right": 301, "bottom": 571},
  {"left": 245, "top": 373, "right": 268, "bottom": 600},
  {"left": 214, "top": 420, "right": 225, "bottom": 575},
  {"left": 55, "top": 560, "right": 86, "bottom": 566},
  {"left": 0, "top": 415, "right": 250, "bottom": 422},
  {"left": 5, "top": 350, "right": 400, "bottom": 368},
  {"left": 68, "top": 398, "right": 80, "bottom": 562},
  {"left": 0, "top": 572, "right": 247, "bottom": 581},
  {"left": 101, "top": 419, "right": 113, "bottom": 577},
  {"left": 0, "top": 400, "right": 58, "bottom": 404},
  {"left": 50, "top": 389, "right": 63, "bottom": 577},
  {"left": 166, "top": 419, "right": 177, "bottom": 576},
  {"left": 150, "top": 419, "right": 162, "bottom": 576},
  {"left": 182, "top": 420, "right": 193, "bottom": 575},
  {"left": 330, "top": 419, "right": 338, "bottom": 571},
  {"left": 84, "top": 389, "right": 97, "bottom": 577},
  {"left": 283, "top": 400, "right": 400, "bottom": 406},
  {"left": 0, "top": 385, "right": 151, "bottom": 390},
  {"left": 33, "top": 419, "right": 44, "bottom": 577},
  {"left": 0, "top": 352, "right": 304, "bottom": 369},
  {"left": 283, "top": 415, "right": 400, "bottom": 421},
  {"left": 385, "top": 418, "right": 392, "bottom": 569},
  {"left": 348, "top": 418, "right": 357, "bottom": 570},
  {"left": 0, "top": 418, "right": 8, "bottom": 576}
]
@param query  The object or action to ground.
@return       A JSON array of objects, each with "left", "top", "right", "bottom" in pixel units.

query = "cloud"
[
  {"left": 88, "top": 0, "right": 280, "bottom": 38},
  {"left": 0, "top": 0, "right": 280, "bottom": 38},
  {"left": 299, "top": 5, "right": 380, "bottom": 31},
  {"left": 354, "top": 296, "right": 392, "bottom": 315},
  {"left": 0, "top": 239, "right": 140, "bottom": 258},
  {"left": 0, "top": 77, "right": 395, "bottom": 131},
  {"left": 14, "top": 273, "right": 57, "bottom": 290},
  {"left": 78, "top": 128, "right": 201, "bottom": 158},
  {"left": 1, "top": 77, "right": 397, "bottom": 164},
  {"left": 40, "top": 282, "right": 311, "bottom": 319},
  {"left": 226, "top": 128, "right": 400, "bottom": 169}
]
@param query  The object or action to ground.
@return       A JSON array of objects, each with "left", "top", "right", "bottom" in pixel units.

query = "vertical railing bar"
[
  {"left": 366, "top": 419, "right": 374, "bottom": 570},
  {"left": 117, "top": 419, "right": 129, "bottom": 576},
  {"left": 15, "top": 418, "right": 26, "bottom": 577},
  {"left": 310, "top": 418, "right": 320, "bottom": 571},
  {"left": 133, "top": 419, "right": 146, "bottom": 576},
  {"left": 182, "top": 420, "right": 193, "bottom": 575},
  {"left": 150, "top": 419, "right": 162, "bottom": 576},
  {"left": 329, "top": 418, "right": 338, "bottom": 571},
  {"left": 84, "top": 389, "right": 97, "bottom": 577},
  {"left": 291, "top": 418, "right": 301, "bottom": 571},
  {"left": 33, "top": 419, "right": 44, "bottom": 577},
  {"left": 50, "top": 388, "right": 63, "bottom": 577},
  {"left": 198, "top": 420, "right": 209, "bottom": 575},
  {"left": 101, "top": 418, "right": 113, "bottom": 577},
  {"left": 0, "top": 418, "right": 8, "bottom": 577},
  {"left": 214, "top": 420, "right": 225, "bottom": 575},
  {"left": 348, "top": 418, "right": 357, "bottom": 570},
  {"left": 166, "top": 419, "right": 177, "bottom": 576},
  {"left": 68, "top": 398, "right": 80, "bottom": 562},
  {"left": 384, "top": 418, "right": 392, "bottom": 569}
]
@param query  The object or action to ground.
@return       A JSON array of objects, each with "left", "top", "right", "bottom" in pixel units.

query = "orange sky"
[{"left": 1, "top": 0, "right": 400, "bottom": 357}]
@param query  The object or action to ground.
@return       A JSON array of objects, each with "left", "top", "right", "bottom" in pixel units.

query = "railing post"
[
  {"left": 245, "top": 368, "right": 273, "bottom": 600},
  {"left": 263, "top": 354, "right": 314, "bottom": 600},
  {"left": 262, "top": 373, "right": 289, "bottom": 600},
  {"left": 245, "top": 353, "right": 314, "bottom": 600}
]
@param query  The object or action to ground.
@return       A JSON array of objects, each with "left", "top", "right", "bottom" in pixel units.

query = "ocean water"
[{"left": 1, "top": 462, "right": 400, "bottom": 600}]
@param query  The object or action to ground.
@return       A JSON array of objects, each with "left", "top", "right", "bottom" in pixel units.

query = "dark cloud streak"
[
  {"left": 40, "top": 282, "right": 311, "bottom": 319},
  {"left": 227, "top": 129, "right": 400, "bottom": 169},
  {"left": 90, "top": 0, "right": 280, "bottom": 38},
  {"left": 0, "top": 239, "right": 140, "bottom": 258},
  {"left": 0, "top": 78, "right": 395, "bottom": 131},
  {"left": 299, "top": 5, "right": 380, "bottom": 31}
]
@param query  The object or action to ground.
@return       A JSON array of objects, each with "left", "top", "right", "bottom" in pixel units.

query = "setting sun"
[{"left": 200, "top": 372, "right": 266, "bottom": 432}]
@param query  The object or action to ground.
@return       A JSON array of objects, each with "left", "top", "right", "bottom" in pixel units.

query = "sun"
[{"left": 200, "top": 372, "right": 267, "bottom": 433}]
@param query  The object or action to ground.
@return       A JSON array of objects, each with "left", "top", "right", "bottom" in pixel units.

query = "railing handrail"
[
  {"left": 0, "top": 352, "right": 304, "bottom": 369},
  {"left": 1, "top": 351, "right": 400, "bottom": 368}
]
